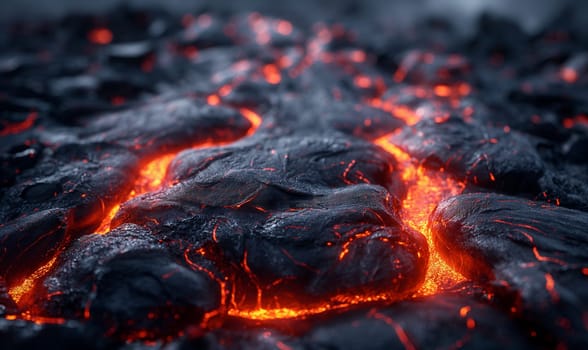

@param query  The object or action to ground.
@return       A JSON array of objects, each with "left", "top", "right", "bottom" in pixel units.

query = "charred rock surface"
[
  {"left": 179, "top": 293, "right": 536, "bottom": 350},
  {"left": 0, "top": 1, "right": 588, "bottom": 349},
  {"left": 43, "top": 224, "right": 221, "bottom": 339},
  {"left": 431, "top": 193, "right": 588, "bottom": 347},
  {"left": 109, "top": 134, "right": 427, "bottom": 311},
  {"left": 0, "top": 319, "right": 115, "bottom": 350},
  {"left": 393, "top": 118, "right": 546, "bottom": 194}
]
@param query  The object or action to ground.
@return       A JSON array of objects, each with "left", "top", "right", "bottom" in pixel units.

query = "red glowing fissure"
[{"left": 6, "top": 21, "right": 471, "bottom": 325}]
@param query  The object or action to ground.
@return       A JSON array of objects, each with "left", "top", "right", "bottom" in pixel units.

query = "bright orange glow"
[
  {"left": 545, "top": 273, "right": 559, "bottom": 302},
  {"left": 368, "top": 99, "right": 421, "bottom": 126},
  {"left": 228, "top": 292, "right": 408, "bottom": 321},
  {"left": 433, "top": 84, "right": 451, "bottom": 97},
  {"left": 375, "top": 135, "right": 466, "bottom": 296},
  {"left": 561, "top": 67, "right": 578, "bottom": 83},
  {"left": 240, "top": 108, "right": 262, "bottom": 132},
  {"left": 88, "top": 28, "right": 113, "bottom": 45},
  {"left": 9, "top": 256, "right": 58, "bottom": 305},
  {"left": 95, "top": 204, "right": 120, "bottom": 234},
  {"left": 459, "top": 305, "right": 471, "bottom": 317},
  {"left": 229, "top": 304, "right": 333, "bottom": 320},
  {"left": 354, "top": 75, "right": 372, "bottom": 88},
  {"left": 434, "top": 83, "right": 471, "bottom": 98},
  {"left": 338, "top": 230, "right": 371, "bottom": 260},
  {"left": 262, "top": 64, "right": 281, "bottom": 84},
  {"left": 207, "top": 94, "right": 221, "bottom": 105},
  {"left": 95, "top": 154, "right": 176, "bottom": 234},
  {"left": 276, "top": 20, "right": 293, "bottom": 36}
]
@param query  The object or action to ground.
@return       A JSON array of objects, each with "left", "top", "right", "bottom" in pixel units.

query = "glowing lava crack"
[
  {"left": 7, "top": 110, "right": 467, "bottom": 325},
  {"left": 3, "top": 6, "right": 588, "bottom": 349}
]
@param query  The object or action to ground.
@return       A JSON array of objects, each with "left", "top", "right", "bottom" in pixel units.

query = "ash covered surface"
[{"left": 1, "top": 1, "right": 588, "bottom": 349}]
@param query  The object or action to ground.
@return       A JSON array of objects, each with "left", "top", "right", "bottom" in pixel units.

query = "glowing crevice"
[
  {"left": 225, "top": 134, "right": 466, "bottom": 322},
  {"left": 375, "top": 135, "right": 466, "bottom": 296},
  {"left": 7, "top": 108, "right": 262, "bottom": 317}
]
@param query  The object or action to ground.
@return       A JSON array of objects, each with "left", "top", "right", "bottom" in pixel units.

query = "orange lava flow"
[
  {"left": 374, "top": 135, "right": 465, "bottom": 295},
  {"left": 95, "top": 153, "right": 176, "bottom": 234},
  {"left": 240, "top": 107, "right": 262, "bottom": 133},
  {"left": 97, "top": 108, "right": 262, "bottom": 234},
  {"left": 6, "top": 109, "right": 262, "bottom": 318},
  {"left": 226, "top": 293, "right": 401, "bottom": 321},
  {"left": 367, "top": 99, "right": 421, "bottom": 126},
  {"left": 225, "top": 134, "right": 466, "bottom": 321},
  {"left": 6, "top": 102, "right": 464, "bottom": 325},
  {"left": 8, "top": 256, "right": 58, "bottom": 305}
]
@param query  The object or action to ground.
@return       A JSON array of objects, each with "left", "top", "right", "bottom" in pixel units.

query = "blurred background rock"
[{"left": 0, "top": 0, "right": 586, "bottom": 34}]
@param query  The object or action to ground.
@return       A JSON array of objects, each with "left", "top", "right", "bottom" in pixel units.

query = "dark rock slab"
[
  {"left": 393, "top": 118, "right": 545, "bottom": 194},
  {"left": 82, "top": 99, "right": 253, "bottom": 157},
  {"left": 0, "top": 143, "right": 139, "bottom": 233},
  {"left": 430, "top": 193, "right": 588, "bottom": 348},
  {"left": 0, "top": 319, "right": 116, "bottom": 350},
  {"left": 0, "top": 208, "right": 67, "bottom": 287},
  {"left": 183, "top": 293, "right": 535, "bottom": 350},
  {"left": 43, "top": 224, "right": 220, "bottom": 340},
  {"left": 301, "top": 293, "right": 536, "bottom": 350}
]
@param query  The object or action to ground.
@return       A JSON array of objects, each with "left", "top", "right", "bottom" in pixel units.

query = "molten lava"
[
  {"left": 6, "top": 18, "right": 466, "bottom": 329},
  {"left": 7, "top": 93, "right": 467, "bottom": 326},
  {"left": 225, "top": 136, "right": 466, "bottom": 322},
  {"left": 8, "top": 256, "right": 58, "bottom": 305},
  {"left": 96, "top": 108, "right": 262, "bottom": 235},
  {"left": 95, "top": 153, "right": 176, "bottom": 234},
  {"left": 6, "top": 108, "right": 263, "bottom": 315},
  {"left": 374, "top": 137, "right": 466, "bottom": 295}
]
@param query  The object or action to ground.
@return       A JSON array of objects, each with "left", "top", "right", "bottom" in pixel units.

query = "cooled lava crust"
[{"left": 1, "top": 4, "right": 588, "bottom": 350}]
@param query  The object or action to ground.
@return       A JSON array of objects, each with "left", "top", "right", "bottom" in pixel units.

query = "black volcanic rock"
[
  {"left": 0, "top": 1, "right": 588, "bottom": 349},
  {"left": 0, "top": 319, "right": 115, "bottom": 350},
  {"left": 0, "top": 143, "right": 139, "bottom": 232},
  {"left": 109, "top": 133, "right": 427, "bottom": 309},
  {"left": 393, "top": 118, "right": 545, "bottom": 194},
  {"left": 43, "top": 224, "right": 220, "bottom": 339},
  {"left": 301, "top": 293, "right": 536, "bottom": 350},
  {"left": 82, "top": 99, "right": 253, "bottom": 157},
  {"left": 189, "top": 293, "right": 536, "bottom": 350},
  {"left": 430, "top": 193, "right": 588, "bottom": 348}
]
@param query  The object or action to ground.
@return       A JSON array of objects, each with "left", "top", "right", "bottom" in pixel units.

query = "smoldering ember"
[{"left": 1, "top": 1, "right": 588, "bottom": 349}]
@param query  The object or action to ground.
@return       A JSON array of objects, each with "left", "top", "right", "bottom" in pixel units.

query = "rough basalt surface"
[
  {"left": 1, "top": 1, "right": 588, "bottom": 349},
  {"left": 431, "top": 193, "right": 588, "bottom": 348}
]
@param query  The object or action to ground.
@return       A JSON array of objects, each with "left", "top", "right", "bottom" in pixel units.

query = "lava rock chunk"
[
  {"left": 0, "top": 143, "right": 139, "bottom": 233},
  {"left": 82, "top": 99, "right": 253, "bottom": 157},
  {"left": 430, "top": 193, "right": 588, "bottom": 348},
  {"left": 42, "top": 224, "right": 220, "bottom": 340},
  {"left": 189, "top": 293, "right": 535, "bottom": 350},
  {"left": 393, "top": 118, "right": 545, "bottom": 194}
]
